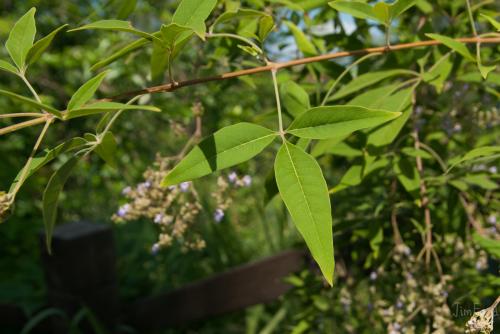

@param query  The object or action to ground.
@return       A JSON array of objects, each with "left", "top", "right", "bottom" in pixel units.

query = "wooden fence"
[{"left": 2, "top": 221, "right": 307, "bottom": 333}]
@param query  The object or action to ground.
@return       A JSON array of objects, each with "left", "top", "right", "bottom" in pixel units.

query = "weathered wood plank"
[{"left": 123, "top": 249, "right": 306, "bottom": 330}]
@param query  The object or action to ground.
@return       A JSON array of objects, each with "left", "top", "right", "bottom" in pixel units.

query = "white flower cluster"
[
  {"left": 211, "top": 171, "right": 253, "bottom": 223},
  {"left": 112, "top": 154, "right": 205, "bottom": 254},
  {"left": 0, "top": 191, "right": 12, "bottom": 222}
]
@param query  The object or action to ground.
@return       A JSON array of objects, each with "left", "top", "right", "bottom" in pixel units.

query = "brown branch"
[
  {"left": 0, "top": 117, "right": 47, "bottom": 136},
  {"left": 108, "top": 37, "right": 500, "bottom": 100}
]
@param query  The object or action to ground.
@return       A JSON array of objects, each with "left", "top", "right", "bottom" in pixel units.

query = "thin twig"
[
  {"left": 0, "top": 113, "right": 44, "bottom": 119},
  {"left": 0, "top": 117, "right": 47, "bottom": 136},
  {"left": 108, "top": 37, "right": 500, "bottom": 100}
]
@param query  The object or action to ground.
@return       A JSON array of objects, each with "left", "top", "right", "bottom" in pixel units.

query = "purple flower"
[
  {"left": 154, "top": 214, "right": 163, "bottom": 224},
  {"left": 180, "top": 182, "right": 190, "bottom": 192},
  {"left": 242, "top": 175, "right": 252, "bottom": 187},
  {"left": 487, "top": 215, "right": 496, "bottom": 225},
  {"left": 228, "top": 172, "right": 238, "bottom": 183},
  {"left": 117, "top": 204, "right": 130, "bottom": 217},
  {"left": 370, "top": 271, "right": 377, "bottom": 281},
  {"left": 121, "top": 186, "right": 132, "bottom": 195},
  {"left": 489, "top": 166, "right": 497, "bottom": 174},
  {"left": 214, "top": 208, "right": 224, "bottom": 223},
  {"left": 168, "top": 185, "right": 177, "bottom": 191},
  {"left": 151, "top": 243, "right": 160, "bottom": 255},
  {"left": 396, "top": 300, "right": 403, "bottom": 309}
]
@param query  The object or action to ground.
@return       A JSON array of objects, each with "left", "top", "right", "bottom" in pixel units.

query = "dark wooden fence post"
[{"left": 39, "top": 221, "right": 118, "bottom": 333}]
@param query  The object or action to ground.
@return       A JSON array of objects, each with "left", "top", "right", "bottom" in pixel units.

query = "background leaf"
[
  {"left": 42, "top": 156, "right": 79, "bottom": 253},
  {"left": 172, "top": 0, "right": 218, "bottom": 39},
  {"left": 328, "top": 1, "right": 379, "bottom": 22},
  {"left": 426, "top": 33, "right": 475, "bottom": 61}
]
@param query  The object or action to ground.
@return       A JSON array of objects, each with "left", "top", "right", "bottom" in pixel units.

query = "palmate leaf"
[
  {"left": 65, "top": 102, "right": 160, "bottom": 120},
  {"left": 162, "top": 123, "right": 278, "bottom": 186},
  {"left": 287, "top": 106, "right": 401, "bottom": 139},
  {"left": 43, "top": 156, "right": 80, "bottom": 253},
  {"left": 6, "top": 8, "right": 36, "bottom": 70},
  {"left": 274, "top": 141, "right": 334, "bottom": 285}
]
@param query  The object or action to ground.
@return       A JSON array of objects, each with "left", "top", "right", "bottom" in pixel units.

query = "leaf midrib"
[
  {"left": 167, "top": 132, "right": 277, "bottom": 182},
  {"left": 283, "top": 142, "right": 328, "bottom": 264}
]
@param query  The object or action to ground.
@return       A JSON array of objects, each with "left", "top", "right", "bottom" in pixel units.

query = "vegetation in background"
[{"left": 0, "top": 0, "right": 499, "bottom": 333}]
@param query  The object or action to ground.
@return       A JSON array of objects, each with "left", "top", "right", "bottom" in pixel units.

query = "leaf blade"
[
  {"left": 26, "top": 24, "right": 68, "bottom": 66},
  {"left": 6, "top": 8, "right": 37, "bottom": 70},
  {"left": 65, "top": 101, "right": 160, "bottom": 120},
  {"left": 0, "top": 89, "right": 61, "bottom": 117},
  {"left": 172, "top": 0, "right": 218, "bottom": 39},
  {"left": 162, "top": 123, "right": 278, "bottom": 186},
  {"left": 426, "top": 33, "right": 475, "bottom": 62},
  {"left": 274, "top": 141, "right": 334, "bottom": 285},
  {"left": 67, "top": 71, "right": 109, "bottom": 111},
  {"left": 288, "top": 105, "right": 401, "bottom": 139},
  {"left": 43, "top": 157, "right": 79, "bottom": 253}
]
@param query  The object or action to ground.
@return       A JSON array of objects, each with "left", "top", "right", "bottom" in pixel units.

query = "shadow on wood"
[{"left": 123, "top": 249, "right": 306, "bottom": 331}]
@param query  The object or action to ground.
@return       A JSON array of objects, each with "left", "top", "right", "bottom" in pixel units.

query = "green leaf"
[
  {"left": 394, "top": 156, "right": 421, "bottom": 199},
  {"left": 162, "top": 123, "right": 278, "bottom": 186},
  {"left": 329, "top": 69, "right": 416, "bottom": 101},
  {"left": 9, "top": 138, "right": 87, "bottom": 193},
  {"left": 258, "top": 15, "right": 275, "bottom": 42},
  {"left": 211, "top": 9, "right": 267, "bottom": 31},
  {"left": 401, "top": 147, "right": 432, "bottom": 159},
  {"left": 426, "top": 33, "right": 475, "bottom": 62},
  {"left": 447, "top": 146, "right": 500, "bottom": 172},
  {"left": 284, "top": 21, "right": 317, "bottom": 56},
  {"left": 115, "top": 0, "right": 137, "bottom": 19},
  {"left": 422, "top": 53, "right": 452, "bottom": 93},
  {"left": 328, "top": 1, "right": 379, "bottom": 22},
  {"left": 281, "top": 81, "right": 310, "bottom": 117},
  {"left": 0, "top": 89, "right": 61, "bottom": 118},
  {"left": 348, "top": 83, "right": 400, "bottom": 108},
  {"left": 480, "top": 13, "right": 500, "bottom": 31},
  {"left": 172, "top": 0, "right": 218, "bottom": 39},
  {"left": 65, "top": 101, "right": 160, "bottom": 120},
  {"left": 462, "top": 174, "right": 498, "bottom": 190},
  {"left": 6, "top": 8, "right": 36, "bottom": 70},
  {"left": 314, "top": 141, "right": 363, "bottom": 158},
  {"left": 94, "top": 132, "right": 118, "bottom": 168},
  {"left": 473, "top": 232, "right": 500, "bottom": 259},
  {"left": 366, "top": 86, "right": 415, "bottom": 147},
  {"left": 90, "top": 37, "right": 151, "bottom": 71},
  {"left": 311, "top": 135, "right": 349, "bottom": 157},
  {"left": 160, "top": 23, "right": 192, "bottom": 50},
  {"left": 26, "top": 24, "right": 68, "bottom": 66},
  {"left": 478, "top": 64, "right": 496, "bottom": 80},
  {"left": 373, "top": 2, "right": 390, "bottom": 25},
  {"left": 0, "top": 59, "right": 18, "bottom": 75},
  {"left": 68, "top": 20, "right": 162, "bottom": 44},
  {"left": 287, "top": 105, "right": 401, "bottom": 139},
  {"left": 150, "top": 41, "right": 170, "bottom": 81},
  {"left": 43, "top": 156, "right": 79, "bottom": 253},
  {"left": 67, "top": 71, "right": 109, "bottom": 110},
  {"left": 274, "top": 141, "right": 334, "bottom": 285},
  {"left": 388, "top": 0, "right": 417, "bottom": 19}
]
